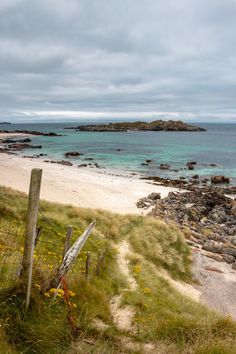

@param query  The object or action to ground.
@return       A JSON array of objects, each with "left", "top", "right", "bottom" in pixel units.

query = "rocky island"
[{"left": 66, "top": 120, "right": 206, "bottom": 132}]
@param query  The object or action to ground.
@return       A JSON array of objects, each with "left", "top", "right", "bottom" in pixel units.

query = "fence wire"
[
  {"left": 0, "top": 216, "right": 25, "bottom": 289},
  {"left": 0, "top": 214, "right": 103, "bottom": 291}
]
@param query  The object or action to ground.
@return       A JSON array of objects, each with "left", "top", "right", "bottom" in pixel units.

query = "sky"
[{"left": 0, "top": 0, "right": 236, "bottom": 123}]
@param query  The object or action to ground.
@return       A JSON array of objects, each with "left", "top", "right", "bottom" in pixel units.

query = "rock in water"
[{"left": 65, "top": 151, "right": 83, "bottom": 157}]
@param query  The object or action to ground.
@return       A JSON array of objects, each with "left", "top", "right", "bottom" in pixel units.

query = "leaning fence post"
[
  {"left": 50, "top": 221, "right": 95, "bottom": 289},
  {"left": 22, "top": 168, "right": 42, "bottom": 309},
  {"left": 85, "top": 251, "right": 91, "bottom": 279},
  {"left": 63, "top": 226, "right": 73, "bottom": 260}
]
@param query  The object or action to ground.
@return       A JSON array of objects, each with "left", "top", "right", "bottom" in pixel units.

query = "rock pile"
[{"left": 137, "top": 189, "right": 236, "bottom": 267}]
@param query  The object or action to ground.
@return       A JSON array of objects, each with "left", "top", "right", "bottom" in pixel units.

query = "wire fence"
[
  {"left": 0, "top": 170, "right": 106, "bottom": 308},
  {"left": 0, "top": 214, "right": 106, "bottom": 292}
]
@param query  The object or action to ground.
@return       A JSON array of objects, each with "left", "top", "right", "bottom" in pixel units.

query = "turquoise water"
[{"left": 2, "top": 122, "right": 236, "bottom": 183}]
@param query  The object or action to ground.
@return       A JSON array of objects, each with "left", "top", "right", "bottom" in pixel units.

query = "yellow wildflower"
[
  {"left": 142, "top": 288, "right": 151, "bottom": 295},
  {"left": 134, "top": 265, "right": 141, "bottom": 273},
  {"left": 68, "top": 290, "right": 76, "bottom": 297}
]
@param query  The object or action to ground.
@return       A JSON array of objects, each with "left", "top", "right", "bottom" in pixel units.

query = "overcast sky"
[{"left": 0, "top": 0, "right": 236, "bottom": 122}]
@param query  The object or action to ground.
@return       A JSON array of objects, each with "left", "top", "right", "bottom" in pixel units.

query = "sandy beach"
[{"left": 0, "top": 152, "right": 177, "bottom": 214}]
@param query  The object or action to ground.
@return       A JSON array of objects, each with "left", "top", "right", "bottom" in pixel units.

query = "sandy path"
[
  {"left": 0, "top": 153, "right": 176, "bottom": 214},
  {"left": 110, "top": 240, "right": 137, "bottom": 331}
]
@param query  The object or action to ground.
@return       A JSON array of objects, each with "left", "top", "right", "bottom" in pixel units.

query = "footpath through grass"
[{"left": 0, "top": 186, "right": 236, "bottom": 354}]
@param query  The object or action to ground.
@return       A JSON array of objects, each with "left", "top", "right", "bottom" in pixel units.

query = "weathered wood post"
[
  {"left": 22, "top": 169, "right": 42, "bottom": 309},
  {"left": 50, "top": 221, "right": 95, "bottom": 289},
  {"left": 96, "top": 252, "right": 102, "bottom": 276},
  {"left": 96, "top": 251, "right": 105, "bottom": 276},
  {"left": 85, "top": 251, "right": 91, "bottom": 279},
  {"left": 63, "top": 226, "right": 73, "bottom": 260}
]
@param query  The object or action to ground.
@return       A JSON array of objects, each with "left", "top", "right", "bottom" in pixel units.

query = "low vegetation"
[{"left": 0, "top": 186, "right": 236, "bottom": 353}]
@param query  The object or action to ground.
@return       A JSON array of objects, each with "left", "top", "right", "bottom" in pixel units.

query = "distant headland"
[
  {"left": 0, "top": 122, "right": 11, "bottom": 125},
  {"left": 65, "top": 120, "right": 206, "bottom": 132}
]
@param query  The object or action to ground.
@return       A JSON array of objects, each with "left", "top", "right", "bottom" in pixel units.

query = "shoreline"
[{"left": 0, "top": 152, "right": 178, "bottom": 214}]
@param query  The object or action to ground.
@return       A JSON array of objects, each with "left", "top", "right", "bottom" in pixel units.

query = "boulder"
[
  {"left": 187, "top": 162, "right": 195, "bottom": 170},
  {"left": 57, "top": 160, "right": 73, "bottom": 166},
  {"left": 159, "top": 163, "right": 170, "bottom": 170},
  {"left": 19, "top": 138, "right": 31, "bottom": 143},
  {"left": 202, "top": 240, "right": 224, "bottom": 254},
  {"left": 7, "top": 143, "right": 31, "bottom": 150},
  {"left": 147, "top": 192, "right": 161, "bottom": 201},
  {"left": 2, "top": 139, "right": 17, "bottom": 143},
  {"left": 222, "top": 247, "right": 236, "bottom": 257},
  {"left": 136, "top": 198, "right": 150, "bottom": 209},
  {"left": 222, "top": 255, "right": 235, "bottom": 264},
  {"left": 30, "top": 145, "right": 42, "bottom": 149},
  {"left": 211, "top": 176, "right": 230, "bottom": 184},
  {"left": 65, "top": 151, "right": 83, "bottom": 157}
]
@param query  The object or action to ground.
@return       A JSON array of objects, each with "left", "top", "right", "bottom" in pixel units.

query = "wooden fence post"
[
  {"left": 50, "top": 221, "right": 95, "bottom": 289},
  {"left": 96, "top": 252, "right": 102, "bottom": 276},
  {"left": 96, "top": 251, "right": 106, "bottom": 276},
  {"left": 63, "top": 226, "right": 73, "bottom": 260},
  {"left": 22, "top": 169, "right": 42, "bottom": 309},
  {"left": 85, "top": 252, "right": 91, "bottom": 279}
]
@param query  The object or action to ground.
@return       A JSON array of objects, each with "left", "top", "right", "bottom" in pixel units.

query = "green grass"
[
  {"left": 123, "top": 257, "right": 236, "bottom": 353},
  {"left": 0, "top": 186, "right": 236, "bottom": 353}
]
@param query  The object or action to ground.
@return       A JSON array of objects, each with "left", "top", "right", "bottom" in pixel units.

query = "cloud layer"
[{"left": 0, "top": 0, "right": 236, "bottom": 122}]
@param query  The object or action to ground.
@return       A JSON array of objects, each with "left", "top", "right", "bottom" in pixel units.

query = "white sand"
[
  {"left": 0, "top": 153, "right": 177, "bottom": 214},
  {"left": 0, "top": 132, "right": 31, "bottom": 138}
]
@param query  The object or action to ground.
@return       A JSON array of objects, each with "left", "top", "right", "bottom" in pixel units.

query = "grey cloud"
[{"left": 0, "top": 0, "right": 236, "bottom": 122}]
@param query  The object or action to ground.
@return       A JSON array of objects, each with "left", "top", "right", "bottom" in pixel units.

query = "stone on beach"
[{"left": 211, "top": 175, "right": 230, "bottom": 184}]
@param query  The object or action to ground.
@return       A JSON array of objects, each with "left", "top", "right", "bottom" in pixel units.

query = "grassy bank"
[{"left": 0, "top": 186, "right": 236, "bottom": 353}]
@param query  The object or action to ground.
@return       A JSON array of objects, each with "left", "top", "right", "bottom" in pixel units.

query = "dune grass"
[
  {"left": 123, "top": 255, "right": 236, "bottom": 353},
  {"left": 0, "top": 186, "right": 236, "bottom": 353}
]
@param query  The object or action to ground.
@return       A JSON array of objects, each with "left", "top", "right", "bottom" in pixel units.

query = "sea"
[{"left": 1, "top": 121, "right": 236, "bottom": 184}]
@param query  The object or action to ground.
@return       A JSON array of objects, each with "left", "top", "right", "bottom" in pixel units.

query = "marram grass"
[{"left": 0, "top": 186, "right": 236, "bottom": 353}]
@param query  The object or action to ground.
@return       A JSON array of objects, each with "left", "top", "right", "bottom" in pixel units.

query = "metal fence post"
[{"left": 22, "top": 168, "right": 42, "bottom": 309}]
